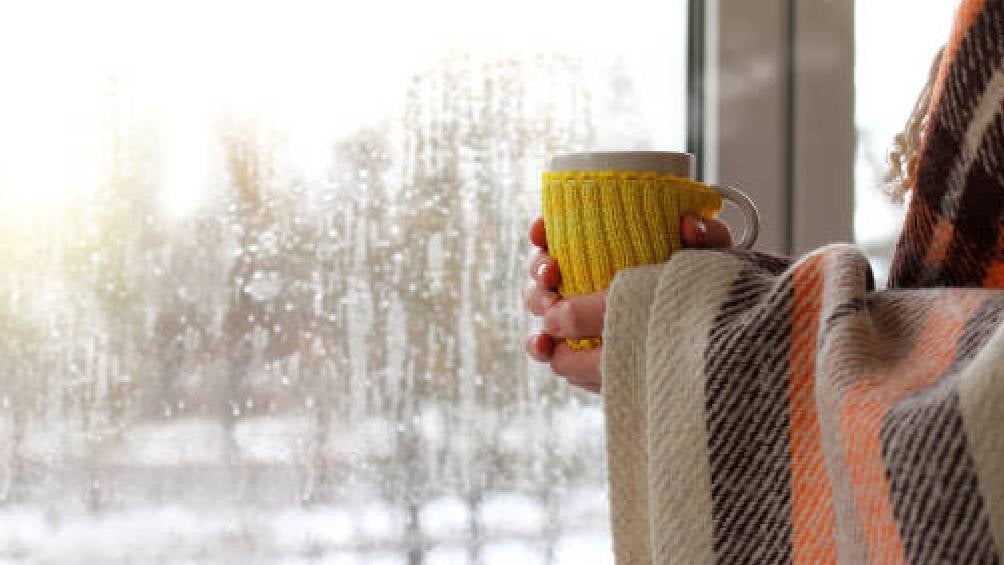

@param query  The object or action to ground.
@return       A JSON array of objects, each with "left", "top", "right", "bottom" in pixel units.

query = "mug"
[{"left": 541, "top": 151, "right": 759, "bottom": 349}]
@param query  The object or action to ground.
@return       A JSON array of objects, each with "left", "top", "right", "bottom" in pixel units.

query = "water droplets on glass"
[{"left": 0, "top": 2, "right": 686, "bottom": 561}]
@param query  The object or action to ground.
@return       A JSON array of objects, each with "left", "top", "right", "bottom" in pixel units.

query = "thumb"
[{"left": 681, "top": 214, "right": 733, "bottom": 248}]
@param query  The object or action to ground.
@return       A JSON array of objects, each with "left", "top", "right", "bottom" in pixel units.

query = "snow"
[
  {"left": 113, "top": 419, "right": 227, "bottom": 466},
  {"left": 0, "top": 499, "right": 611, "bottom": 564},
  {"left": 481, "top": 493, "right": 544, "bottom": 536}
]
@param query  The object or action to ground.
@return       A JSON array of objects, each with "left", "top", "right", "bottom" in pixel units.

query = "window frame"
[{"left": 693, "top": 0, "right": 855, "bottom": 256}]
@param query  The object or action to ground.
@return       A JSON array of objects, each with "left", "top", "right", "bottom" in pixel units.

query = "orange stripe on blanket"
[
  {"left": 840, "top": 396, "right": 905, "bottom": 564},
  {"left": 947, "top": 0, "right": 986, "bottom": 63},
  {"left": 838, "top": 293, "right": 982, "bottom": 564},
  {"left": 931, "top": 0, "right": 986, "bottom": 115},
  {"left": 981, "top": 228, "right": 1004, "bottom": 287},
  {"left": 982, "top": 260, "right": 1004, "bottom": 288},
  {"left": 924, "top": 218, "right": 954, "bottom": 268},
  {"left": 789, "top": 257, "right": 836, "bottom": 564}
]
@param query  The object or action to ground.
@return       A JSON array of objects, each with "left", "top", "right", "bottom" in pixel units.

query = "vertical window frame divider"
[{"left": 697, "top": 0, "right": 854, "bottom": 255}]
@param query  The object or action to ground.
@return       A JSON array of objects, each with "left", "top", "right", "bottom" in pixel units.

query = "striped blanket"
[{"left": 601, "top": 1, "right": 1004, "bottom": 563}]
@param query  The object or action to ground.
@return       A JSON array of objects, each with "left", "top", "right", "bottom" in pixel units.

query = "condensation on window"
[{"left": 0, "top": 1, "right": 686, "bottom": 562}]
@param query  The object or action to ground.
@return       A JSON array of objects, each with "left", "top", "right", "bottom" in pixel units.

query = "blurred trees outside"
[{"left": 0, "top": 52, "right": 646, "bottom": 561}]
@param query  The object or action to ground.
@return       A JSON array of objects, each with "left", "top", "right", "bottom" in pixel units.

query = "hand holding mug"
[
  {"left": 523, "top": 151, "right": 758, "bottom": 393},
  {"left": 523, "top": 215, "right": 734, "bottom": 393}
]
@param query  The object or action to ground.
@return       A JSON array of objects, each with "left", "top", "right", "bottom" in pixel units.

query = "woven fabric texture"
[{"left": 602, "top": 1, "right": 1004, "bottom": 563}]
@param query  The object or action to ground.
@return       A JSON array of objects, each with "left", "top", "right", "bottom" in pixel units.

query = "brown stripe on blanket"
[
  {"left": 704, "top": 261, "right": 795, "bottom": 563},
  {"left": 882, "top": 390, "right": 1000, "bottom": 564},
  {"left": 948, "top": 293, "right": 1004, "bottom": 372},
  {"left": 888, "top": 294, "right": 1004, "bottom": 561},
  {"left": 916, "top": 108, "right": 964, "bottom": 209},
  {"left": 890, "top": 192, "right": 942, "bottom": 289},
  {"left": 880, "top": 294, "right": 1004, "bottom": 564},
  {"left": 727, "top": 249, "right": 794, "bottom": 276},
  {"left": 931, "top": 0, "right": 1004, "bottom": 139},
  {"left": 644, "top": 252, "right": 745, "bottom": 565},
  {"left": 940, "top": 162, "right": 1004, "bottom": 286},
  {"left": 836, "top": 291, "right": 985, "bottom": 563}
]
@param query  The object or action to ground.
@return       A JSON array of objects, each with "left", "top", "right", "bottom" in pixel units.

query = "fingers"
[
  {"left": 529, "top": 217, "right": 547, "bottom": 250},
  {"left": 522, "top": 281, "right": 559, "bottom": 316},
  {"left": 550, "top": 342, "right": 602, "bottom": 392},
  {"left": 523, "top": 251, "right": 561, "bottom": 316},
  {"left": 529, "top": 252, "right": 560, "bottom": 289},
  {"left": 525, "top": 333, "right": 556, "bottom": 363},
  {"left": 525, "top": 335, "right": 602, "bottom": 393},
  {"left": 681, "top": 215, "right": 733, "bottom": 249},
  {"left": 543, "top": 291, "right": 606, "bottom": 339}
]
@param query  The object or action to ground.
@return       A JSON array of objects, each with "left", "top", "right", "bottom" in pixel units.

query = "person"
[
  {"left": 522, "top": 215, "right": 733, "bottom": 393},
  {"left": 521, "top": 1, "right": 1004, "bottom": 562}
]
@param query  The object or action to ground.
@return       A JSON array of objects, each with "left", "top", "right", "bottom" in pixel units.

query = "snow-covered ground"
[
  {"left": 0, "top": 496, "right": 611, "bottom": 564},
  {"left": 0, "top": 412, "right": 611, "bottom": 564}
]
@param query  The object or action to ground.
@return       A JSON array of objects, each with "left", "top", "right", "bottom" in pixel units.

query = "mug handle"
[{"left": 710, "top": 184, "right": 759, "bottom": 249}]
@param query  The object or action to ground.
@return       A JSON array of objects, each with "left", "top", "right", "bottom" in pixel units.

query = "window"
[
  {"left": 854, "top": 0, "right": 958, "bottom": 282},
  {"left": 0, "top": 1, "right": 687, "bottom": 562},
  {"left": 700, "top": 0, "right": 956, "bottom": 279},
  {"left": 698, "top": 0, "right": 855, "bottom": 257}
]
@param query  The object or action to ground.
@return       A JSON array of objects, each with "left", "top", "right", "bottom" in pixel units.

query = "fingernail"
[
  {"left": 695, "top": 218, "right": 708, "bottom": 247},
  {"left": 535, "top": 261, "right": 549, "bottom": 280},
  {"left": 527, "top": 333, "right": 553, "bottom": 362}
]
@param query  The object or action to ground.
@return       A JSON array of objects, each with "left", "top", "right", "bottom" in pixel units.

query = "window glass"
[
  {"left": 854, "top": 0, "right": 958, "bottom": 282},
  {"left": 0, "top": 1, "right": 687, "bottom": 562}
]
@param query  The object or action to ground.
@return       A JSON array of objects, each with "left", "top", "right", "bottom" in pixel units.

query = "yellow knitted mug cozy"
[{"left": 541, "top": 169, "right": 724, "bottom": 350}]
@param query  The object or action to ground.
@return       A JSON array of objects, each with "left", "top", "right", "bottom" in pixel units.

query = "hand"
[{"left": 523, "top": 215, "right": 733, "bottom": 393}]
